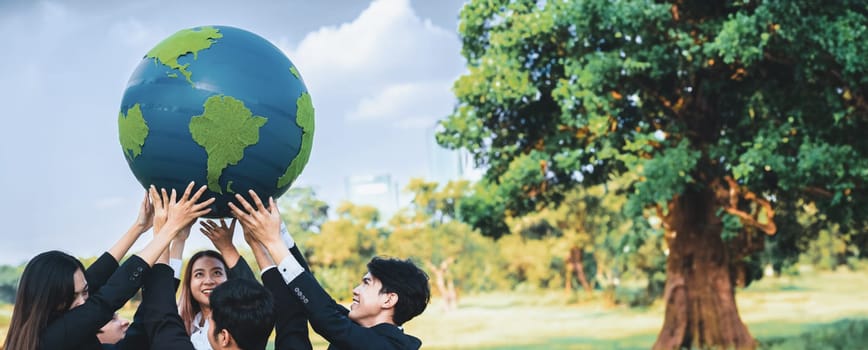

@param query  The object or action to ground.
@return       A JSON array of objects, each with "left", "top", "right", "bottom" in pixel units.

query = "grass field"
[{"left": 1, "top": 267, "right": 866, "bottom": 349}]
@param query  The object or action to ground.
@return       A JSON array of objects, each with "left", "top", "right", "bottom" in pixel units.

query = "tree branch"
[
  {"left": 803, "top": 186, "right": 833, "bottom": 198},
  {"left": 723, "top": 176, "right": 777, "bottom": 236}
]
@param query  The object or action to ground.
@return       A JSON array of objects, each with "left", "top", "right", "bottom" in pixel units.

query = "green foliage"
[
  {"left": 305, "top": 202, "right": 383, "bottom": 295},
  {"left": 278, "top": 186, "right": 329, "bottom": 246},
  {"left": 758, "top": 319, "right": 868, "bottom": 350},
  {"left": 721, "top": 211, "right": 744, "bottom": 241},
  {"left": 395, "top": 179, "right": 509, "bottom": 292},
  {"left": 439, "top": 0, "right": 868, "bottom": 303},
  {"left": 798, "top": 225, "right": 853, "bottom": 271},
  {"left": 458, "top": 180, "right": 510, "bottom": 239},
  {"left": 497, "top": 234, "right": 564, "bottom": 290},
  {"left": 0, "top": 265, "right": 22, "bottom": 304},
  {"left": 626, "top": 139, "right": 699, "bottom": 217},
  {"left": 387, "top": 217, "right": 506, "bottom": 292}
]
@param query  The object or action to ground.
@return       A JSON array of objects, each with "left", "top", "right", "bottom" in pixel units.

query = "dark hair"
[
  {"left": 179, "top": 250, "right": 228, "bottom": 334},
  {"left": 209, "top": 279, "right": 275, "bottom": 350},
  {"left": 367, "top": 257, "right": 430, "bottom": 326},
  {"left": 3, "top": 251, "right": 86, "bottom": 350}
]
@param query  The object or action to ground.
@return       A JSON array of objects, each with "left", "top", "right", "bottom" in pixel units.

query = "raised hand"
[
  {"left": 228, "top": 190, "right": 289, "bottom": 265},
  {"left": 149, "top": 185, "right": 169, "bottom": 233},
  {"left": 133, "top": 191, "right": 155, "bottom": 234},
  {"left": 227, "top": 190, "right": 281, "bottom": 245},
  {"left": 108, "top": 190, "right": 157, "bottom": 262},
  {"left": 201, "top": 218, "right": 241, "bottom": 267},
  {"left": 201, "top": 218, "right": 237, "bottom": 250},
  {"left": 137, "top": 181, "right": 214, "bottom": 266},
  {"left": 164, "top": 182, "right": 214, "bottom": 232}
]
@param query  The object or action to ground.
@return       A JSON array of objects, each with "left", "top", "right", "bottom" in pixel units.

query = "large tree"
[{"left": 438, "top": 1, "right": 867, "bottom": 349}]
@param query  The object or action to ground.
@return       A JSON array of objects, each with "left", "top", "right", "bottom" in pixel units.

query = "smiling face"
[
  {"left": 189, "top": 256, "right": 227, "bottom": 308},
  {"left": 348, "top": 272, "right": 394, "bottom": 327}
]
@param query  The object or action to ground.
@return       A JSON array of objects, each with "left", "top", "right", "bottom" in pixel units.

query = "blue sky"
[{"left": 0, "top": 0, "right": 471, "bottom": 264}]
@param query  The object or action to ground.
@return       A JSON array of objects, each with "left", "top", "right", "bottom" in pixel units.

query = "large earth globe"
[{"left": 118, "top": 25, "right": 314, "bottom": 217}]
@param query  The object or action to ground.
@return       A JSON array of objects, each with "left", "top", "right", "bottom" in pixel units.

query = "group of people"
[{"left": 3, "top": 182, "right": 431, "bottom": 350}]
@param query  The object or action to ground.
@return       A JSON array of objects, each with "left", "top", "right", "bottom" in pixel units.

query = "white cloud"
[
  {"left": 348, "top": 80, "right": 456, "bottom": 127},
  {"left": 276, "top": 0, "right": 464, "bottom": 125},
  {"left": 283, "top": 0, "right": 460, "bottom": 81}
]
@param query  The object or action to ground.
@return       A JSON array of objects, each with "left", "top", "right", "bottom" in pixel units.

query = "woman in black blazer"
[{"left": 3, "top": 183, "right": 214, "bottom": 350}]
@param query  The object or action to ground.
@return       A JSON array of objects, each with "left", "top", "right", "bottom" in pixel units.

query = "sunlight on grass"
[{"left": 1, "top": 268, "right": 866, "bottom": 349}]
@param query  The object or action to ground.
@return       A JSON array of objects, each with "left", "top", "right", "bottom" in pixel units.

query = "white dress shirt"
[{"left": 190, "top": 312, "right": 212, "bottom": 350}]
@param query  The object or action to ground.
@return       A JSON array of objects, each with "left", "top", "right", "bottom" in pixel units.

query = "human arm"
[
  {"left": 39, "top": 256, "right": 151, "bottom": 350},
  {"left": 244, "top": 216, "right": 312, "bottom": 350},
  {"left": 227, "top": 191, "right": 290, "bottom": 270},
  {"left": 261, "top": 268, "right": 313, "bottom": 350},
  {"left": 138, "top": 263, "right": 195, "bottom": 350},
  {"left": 39, "top": 183, "right": 210, "bottom": 350},
  {"left": 201, "top": 218, "right": 241, "bottom": 267},
  {"left": 85, "top": 192, "right": 154, "bottom": 294},
  {"left": 107, "top": 191, "right": 154, "bottom": 263},
  {"left": 168, "top": 223, "right": 192, "bottom": 279},
  {"left": 231, "top": 190, "right": 391, "bottom": 349},
  {"left": 201, "top": 218, "right": 256, "bottom": 280}
]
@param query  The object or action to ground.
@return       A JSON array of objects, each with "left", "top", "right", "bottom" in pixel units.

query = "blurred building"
[
  {"left": 345, "top": 174, "right": 400, "bottom": 220},
  {"left": 343, "top": 125, "right": 483, "bottom": 221},
  {"left": 425, "top": 123, "right": 483, "bottom": 185}
]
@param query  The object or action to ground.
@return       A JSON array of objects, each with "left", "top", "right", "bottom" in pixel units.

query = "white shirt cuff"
[
  {"left": 280, "top": 221, "right": 295, "bottom": 248},
  {"left": 276, "top": 255, "right": 304, "bottom": 285},
  {"left": 259, "top": 265, "right": 277, "bottom": 278},
  {"left": 169, "top": 258, "right": 183, "bottom": 279}
]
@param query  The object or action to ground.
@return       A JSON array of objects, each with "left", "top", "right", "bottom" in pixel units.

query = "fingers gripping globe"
[{"left": 118, "top": 26, "right": 314, "bottom": 217}]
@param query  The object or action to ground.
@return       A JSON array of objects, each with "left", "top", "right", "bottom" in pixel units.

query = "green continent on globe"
[
  {"left": 146, "top": 26, "right": 223, "bottom": 85},
  {"left": 277, "top": 92, "right": 314, "bottom": 188},
  {"left": 190, "top": 95, "right": 267, "bottom": 194},
  {"left": 118, "top": 104, "right": 149, "bottom": 160},
  {"left": 289, "top": 66, "right": 301, "bottom": 80}
]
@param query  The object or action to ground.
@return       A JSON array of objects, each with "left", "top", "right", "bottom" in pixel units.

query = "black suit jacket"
[
  {"left": 139, "top": 263, "right": 197, "bottom": 350},
  {"left": 228, "top": 256, "right": 257, "bottom": 281},
  {"left": 279, "top": 248, "right": 422, "bottom": 350},
  {"left": 40, "top": 254, "right": 150, "bottom": 350},
  {"left": 111, "top": 256, "right": 256, "bottom": 350},
  {"left": 261, "top": 245, "right": 313, "bottom": 350},
  {"left": 285, "top": 272, "right": 421, "bottom": 350}
]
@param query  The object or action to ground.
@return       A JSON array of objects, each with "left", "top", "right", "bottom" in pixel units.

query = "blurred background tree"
[{"left": 304, "top": 202, "right": 384, "bottom": 297}]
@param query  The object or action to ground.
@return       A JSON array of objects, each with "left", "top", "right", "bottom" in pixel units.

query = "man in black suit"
[{"left": 229, "top": 191, "right": 431, "bottom": 350}]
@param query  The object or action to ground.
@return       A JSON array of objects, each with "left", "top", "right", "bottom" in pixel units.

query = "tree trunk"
[
  {"left": 425, "top": 258, "right": 458, "bottom": 311},
  {"left": 568, "top": 246, "right": 593, "bottom": 293},
  {"left": 653, "top": 189, "right": 756, "bottom": 350}
]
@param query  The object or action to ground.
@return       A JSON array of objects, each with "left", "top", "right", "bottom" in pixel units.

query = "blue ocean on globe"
[{"left": 118, "top": 25, "right": 314, "bottom": 217}]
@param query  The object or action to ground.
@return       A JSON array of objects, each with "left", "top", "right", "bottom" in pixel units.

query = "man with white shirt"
[{"left": 229, "top": 190, "right": 431, "bottom": 350}]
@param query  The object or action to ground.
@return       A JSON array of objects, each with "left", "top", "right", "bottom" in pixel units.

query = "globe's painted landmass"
[
  {"left": 118, "top": 103, "right": 149, "bottom": 159},
  {"left": 146, "top": 26, "right": 222, "bottom": 85},
  {"left": 118, "top": 25, "right": 314, "bottom": 217}
]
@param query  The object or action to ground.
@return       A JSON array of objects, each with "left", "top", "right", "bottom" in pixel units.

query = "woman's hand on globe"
[
  {"left": 201, "top": 218, "right": 237, "bottom": 250},
  {"left": 132, "top": 191, "right": 154, "bottom": 234},
  {"left": 162, "top": 181, "right": 214, "bottom": 237},
  {"left": 201, "top": 218, "right": 241, "bottom": 267},
  {"left": 228, "top": 190, "right": 281, "bottom": 246},
  {"left": 148, "top": 185, "right": 169, "bottom": 234}
]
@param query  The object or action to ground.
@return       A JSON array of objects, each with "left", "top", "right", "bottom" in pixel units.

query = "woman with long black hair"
[{"left": 3, "top": 182, "right": 214, "bottom": 350}]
